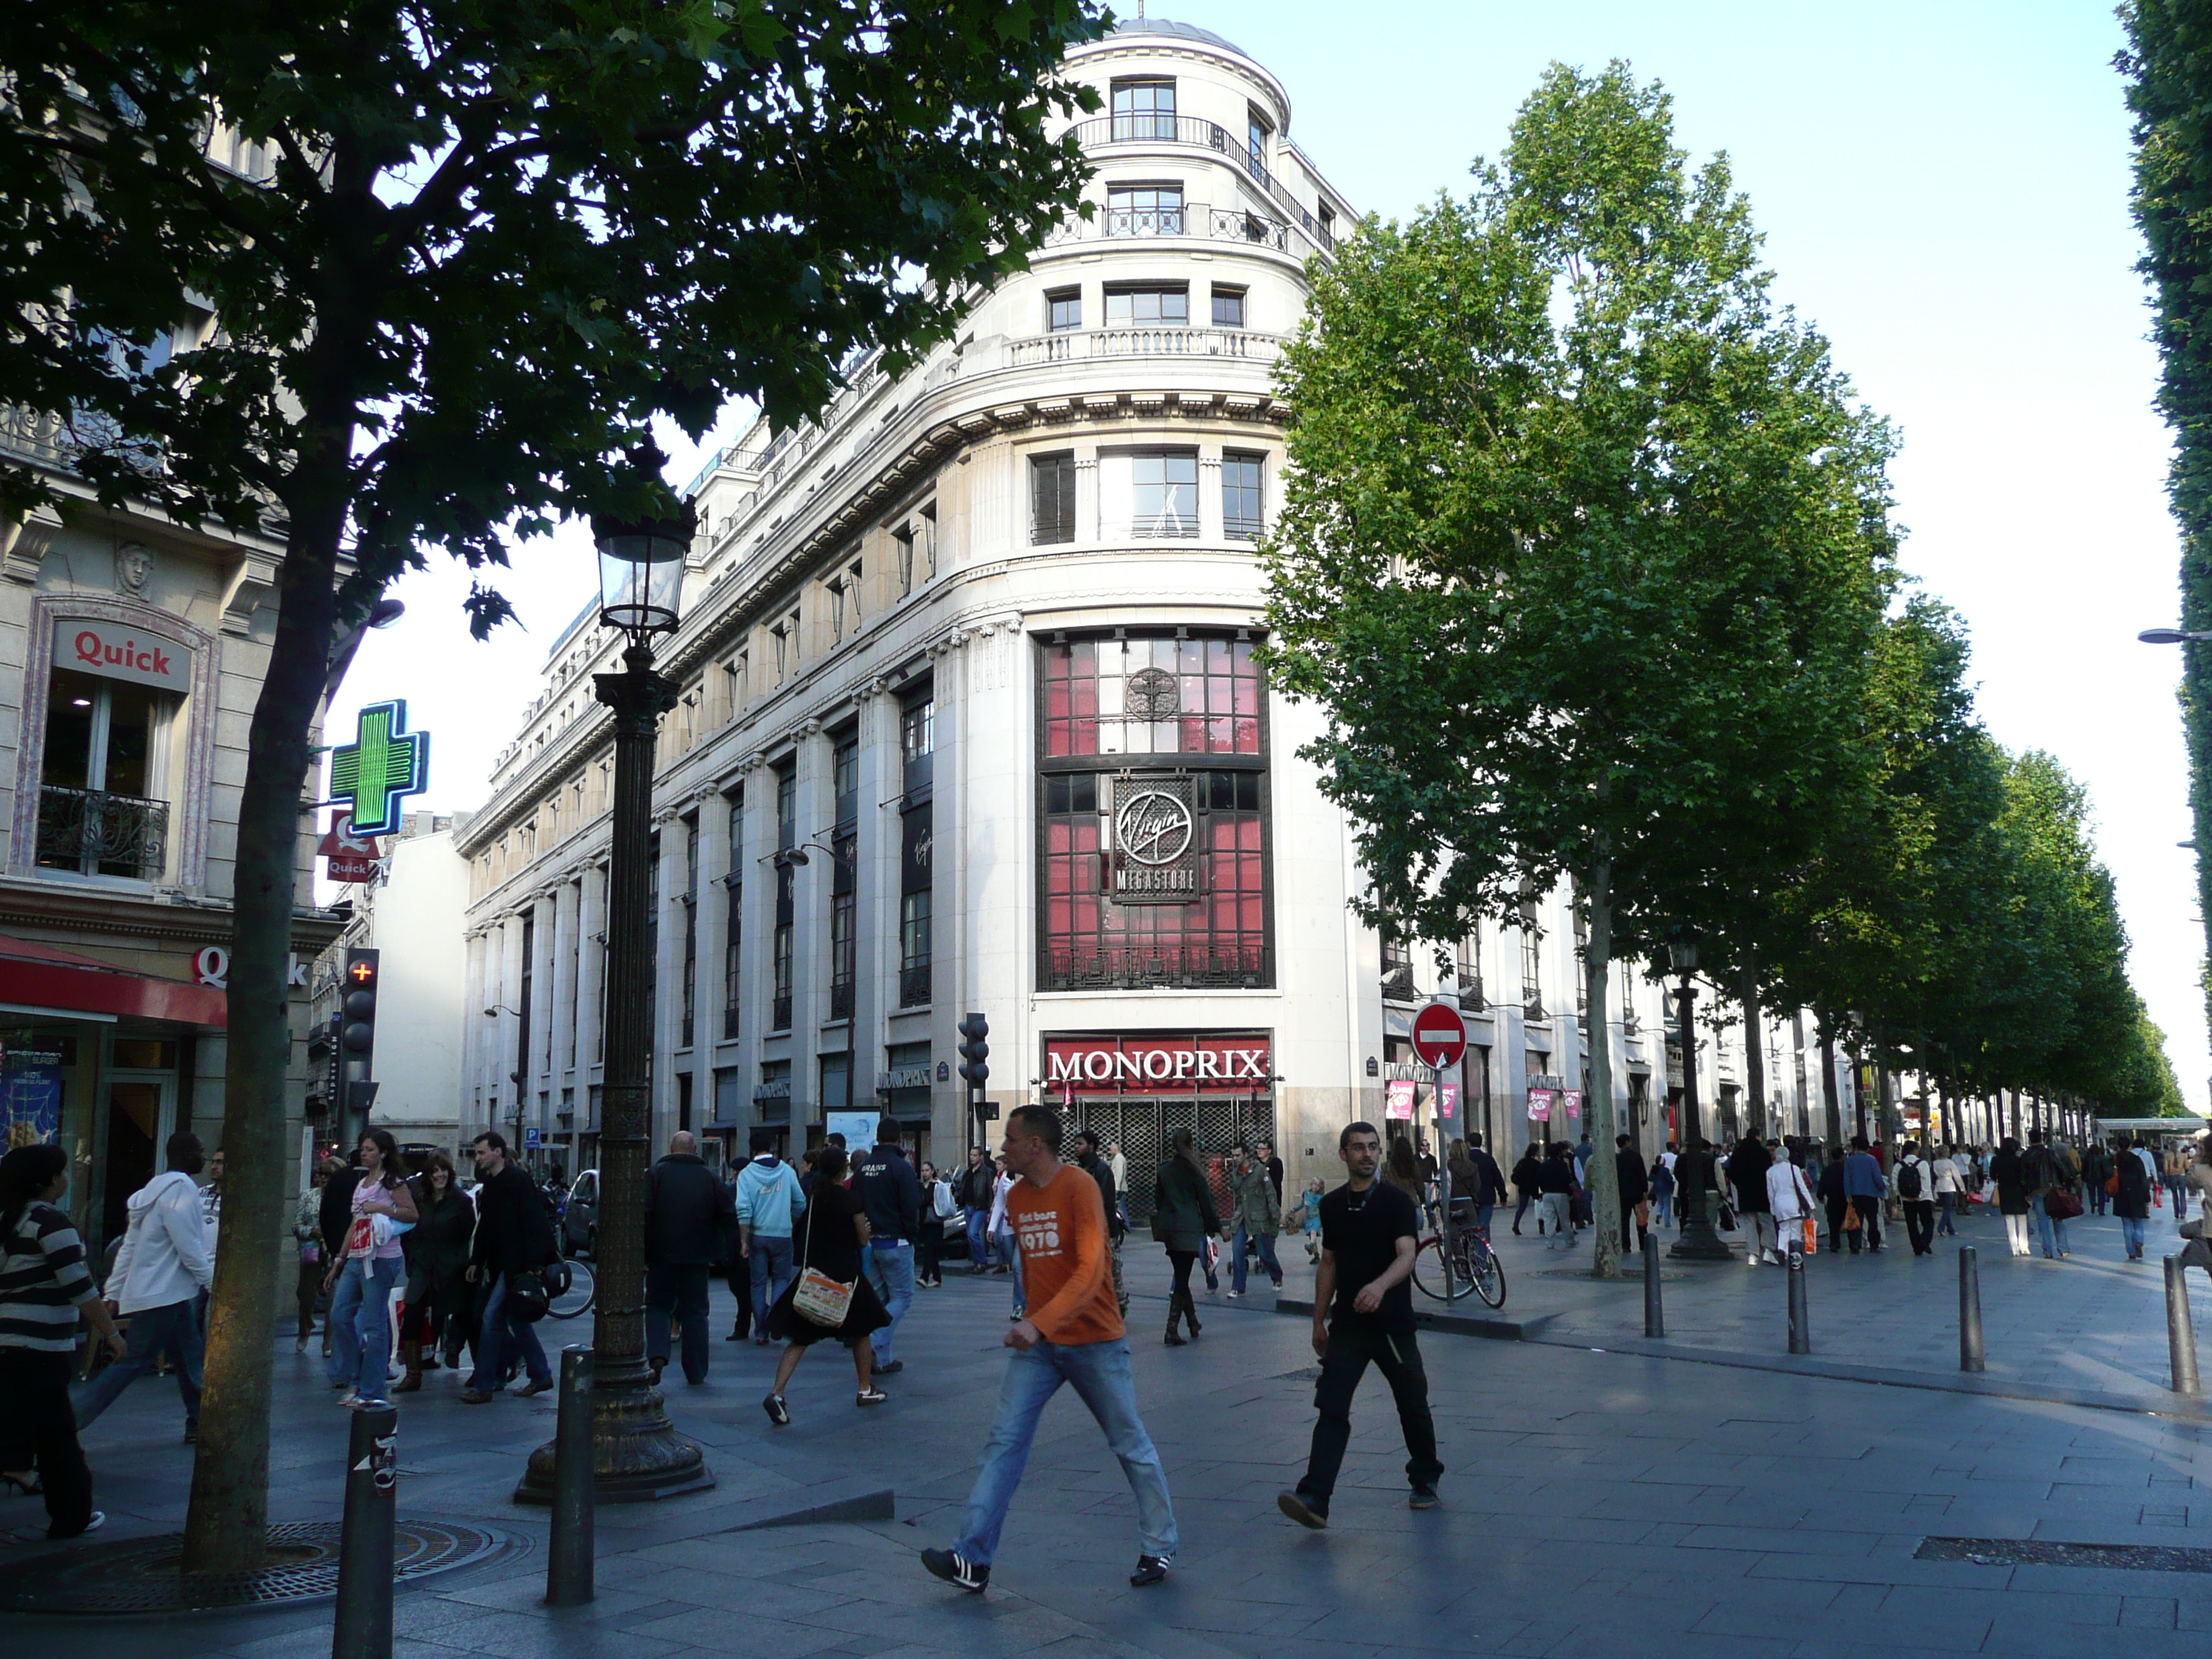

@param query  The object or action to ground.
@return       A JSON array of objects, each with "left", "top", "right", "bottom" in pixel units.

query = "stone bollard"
[
  {"left": 1643, "top": 1235, "right": 1664, "bottom": 1338},
  {"left": 1958, "top": 1246, "right": 1984, "bottom": 1374},
  {"left": 1786, "top": 1248, "right": 1810, "bottom": 1355},
  {"left": 331, "top": 1404, "right": 397, "bottom": 1659},
  {"left": 2166, "top": 1256, "right": 2201, "bottom": 1397},
  {"left": 546, "top": 1345, "right": 596, "bottom": 1605}
]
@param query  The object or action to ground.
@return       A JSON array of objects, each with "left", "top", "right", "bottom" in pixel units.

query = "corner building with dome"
[{"left": 456, "top": 20, "right": 1840, "bottom": 1209}]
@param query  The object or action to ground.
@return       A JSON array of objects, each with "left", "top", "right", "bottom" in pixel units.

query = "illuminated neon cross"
[{"left": 328, "top": 700, "right": 429, "bottom": 837}]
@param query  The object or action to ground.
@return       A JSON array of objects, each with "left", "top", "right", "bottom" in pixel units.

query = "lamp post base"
[
  {"left": 515, "top": 1381, "right": 714, "bottom": 1506},
  {"left": 1668, "top": 1213, "right": 1735, "bottom": 1261}
]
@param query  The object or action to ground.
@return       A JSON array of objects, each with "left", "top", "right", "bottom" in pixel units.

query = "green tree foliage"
[
  {"left": 2119, "top": 2, "right": 2212, "bottom": 1046},
  {"left": 0, "top": 0, "right": 1105, "bottom": 1570},
  {"left": 1263, "top": 63, "right": 1894, "bottom": 1277}
]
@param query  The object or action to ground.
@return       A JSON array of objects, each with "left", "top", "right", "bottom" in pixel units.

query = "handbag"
[
  {"left": 1716, "top": 1200, "right": 1737, "bottom": 1232},
  {"left": 1843, "top": 1202, "right": 1862, "bottom": 1233},
  {"left": 2044, "top": 1189, "right": 2084, "bottom": 1222},
  {"left": 790, "top": 1195, "right": 855, "bottom": 1328}
]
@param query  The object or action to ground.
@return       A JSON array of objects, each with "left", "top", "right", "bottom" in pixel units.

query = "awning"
[
  {"left": 0, "top": 932, "right": 227, "bottom": 1030},
  {"left": 2093, "top": 1115, "right": 2207, "bottom": 1135}
]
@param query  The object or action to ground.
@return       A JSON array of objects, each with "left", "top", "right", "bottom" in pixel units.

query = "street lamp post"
[
  {"left": 1666, "top": 931, "right": 1731, "bottom": 1261},
  {"left": 519, "top": 478, "right": 711, "bottom": 1503}
]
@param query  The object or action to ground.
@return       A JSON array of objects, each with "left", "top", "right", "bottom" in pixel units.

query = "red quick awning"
[{"left": 0, "top": 933, "right": 228, "bottom": 1030}]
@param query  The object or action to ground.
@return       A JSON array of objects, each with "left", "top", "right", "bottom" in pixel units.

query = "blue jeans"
[
  {"left": 952, "top": 1336, "right": 1176, "bottom": 1569},
  {"left": 646, "top": 1262, "right": 711, "bottom": 1382},
  {"left": 749, "top": 1235, "right": 795, "bottom": 1327},
  {"left": 72, "top": 1297, "right": 202, "bottom": 1430},
  {"left": 1936, "top": 1193, "right": 1957, "bottom": 1236},
  {"left": 327, "top": 1255, "right": 404, "bottom": 1402},
  {"left": 2031, "top": 1195, "right": 2069, "bottom": 1258},
  {"left": 996, "top": 1228, "right": 1025, "bottom": 1310},
  {"left": 1231, "top": 1226, "right": 1282, "bottom": 1293},
  {"left": 1653, "top": 1192, "right": 1673, "bottom": 1228},
  {"left": 469, "top": 1272, "right": 550, "bottom": 1392},
  {"left": 2122, "top": 1215, "right": 2147, "bottom": 1256},
  {"left": 964, "top": 1210, "right": 989, "bottom": 1272},
  {"left": 867, "top": 1240, "right": 916, "bottom": 1364}
]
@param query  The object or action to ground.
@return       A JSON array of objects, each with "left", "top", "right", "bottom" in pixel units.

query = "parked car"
[{"left": 562, "top": 1169, "right": 599, "bottom": 1257}]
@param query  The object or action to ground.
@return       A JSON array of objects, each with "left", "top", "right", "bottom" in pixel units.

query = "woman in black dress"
[{"left": 763, "top": 1146, "right": 891, "bottom": 1421}]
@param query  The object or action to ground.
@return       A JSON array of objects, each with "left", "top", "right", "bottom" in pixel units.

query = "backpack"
[{"left": 1897, "top": 1159, "right": 1923, "bottom": 1200}]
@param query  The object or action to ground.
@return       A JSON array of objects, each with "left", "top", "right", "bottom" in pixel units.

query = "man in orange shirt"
[{"left": 922, "top": 1105, "right": 1177, "bottom": 1596}]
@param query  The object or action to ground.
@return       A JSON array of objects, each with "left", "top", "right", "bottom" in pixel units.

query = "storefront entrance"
[
  {"left": 102, "top": 1073, "right": 175, "bottom": 1244},
  {"left": 1061, "top": 1095, "right": 1275, "bottom": 1221}
]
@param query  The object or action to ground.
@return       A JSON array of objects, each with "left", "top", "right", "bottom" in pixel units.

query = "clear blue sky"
[{"left": 331, "top": 3, "right": 2207, "bottom": 1107}]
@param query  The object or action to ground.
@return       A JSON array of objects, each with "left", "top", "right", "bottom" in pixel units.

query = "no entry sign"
[{"left": 1410, "top": 1002, "right": 1468, "bottom": 1070}]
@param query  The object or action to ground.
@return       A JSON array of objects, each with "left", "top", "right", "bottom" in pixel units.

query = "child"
[{"left": 1285, "top": 1177, "right": 1326, "bottom": 1263}]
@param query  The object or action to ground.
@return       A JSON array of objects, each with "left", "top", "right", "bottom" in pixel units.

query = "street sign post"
[{"left": 1409, "top": 1000, "right": 1469, "bottom": 1300}]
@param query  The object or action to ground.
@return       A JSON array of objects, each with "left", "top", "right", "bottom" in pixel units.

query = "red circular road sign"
[{"left": 1410, "top": 1002, "right": 1468, "bottom": 1070}]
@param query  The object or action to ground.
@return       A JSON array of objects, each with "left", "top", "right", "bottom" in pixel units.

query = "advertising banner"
[
  {"left": 1527, "top": 1087, "right": 1555, "bottom": 1123},
  {"left": 1437, "top": 1080, "right": 1460, "bottom": 1123},
  {"left": 1384, "top": 1079, "right": 1416, "bottom": 1120},
  {"left": 1109, "top": 773, "right": 1200, "bottom": 903}
]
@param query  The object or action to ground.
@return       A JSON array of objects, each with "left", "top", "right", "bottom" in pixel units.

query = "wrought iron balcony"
[
  {"left": 1005, "top": 325, "right": 1283, "bottom": 372},
  {"left": 1457, "top": 979, "right": 1487, "bottom": 1014},
  {"left": 1064, "top": 116, "right": 1337, "bottom": 251},
  {"left": 1043, "top": 943, "right": 1272, "bottom": 993},
  {"left": 898, "top": 963, "right": 932, "bottom": 1009},
  {"left": 35, "top": 786, "right": 168, "bottom": 881}
]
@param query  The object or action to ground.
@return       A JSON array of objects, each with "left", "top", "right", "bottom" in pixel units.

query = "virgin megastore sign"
[{"left": 1044, "top": 1033, "right": 1272, "bottom": 1095}]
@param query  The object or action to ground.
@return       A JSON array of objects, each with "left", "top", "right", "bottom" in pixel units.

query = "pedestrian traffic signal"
[
  {"left": 341, "top": 948, "right": 381, "bottom": 1069},
  {"left": 958, "top": 1012, "right": 989, "bottom": 1088}
]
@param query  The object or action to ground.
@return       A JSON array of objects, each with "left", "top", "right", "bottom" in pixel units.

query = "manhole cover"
[
  {"left": 0, "top": 1518, "right": 518, "bottom": 1614},
  {"left": 1915, "top": 1538, "right": 2212, "bottom": 1573}
]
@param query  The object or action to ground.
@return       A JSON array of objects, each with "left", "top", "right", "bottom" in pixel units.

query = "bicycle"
[
  {"left": 1411, "top": 1205, "right": 1506, "bottom": 1308},
  {"left": 543, "top": 1254, "right": 596, "bottom": 1321}
]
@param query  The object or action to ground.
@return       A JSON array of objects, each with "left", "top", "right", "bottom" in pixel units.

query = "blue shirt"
[
  {"left": 1842, "top": 1151, "right": 1886, "bottom": 1200},
  {"left": 734, "top": 1157, "right": 806, "bottom": 1238}
]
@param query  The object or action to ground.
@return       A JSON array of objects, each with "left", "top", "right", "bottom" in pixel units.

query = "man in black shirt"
[
  {"left": 461, "top": 1131, "right": 558, "bottom": 1404},
  {"left": 644, "top": 1130, "right": 735, "bottom": 1385},
  {"left": 1071, "top": 1128, "right": 1128, "bottom": 1317},
  {"left": 1277, "top": 1122, "right": 1442, "bottom": 1529}
]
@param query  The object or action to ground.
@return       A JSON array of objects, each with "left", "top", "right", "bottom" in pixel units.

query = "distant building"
[{"left": 310, "top": 811, "right": 472, "bottom": 1157}]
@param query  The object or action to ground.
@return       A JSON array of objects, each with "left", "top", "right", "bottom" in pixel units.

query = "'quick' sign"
[{"left": 58, "top": 617, "right": 194, "bottom": 693}]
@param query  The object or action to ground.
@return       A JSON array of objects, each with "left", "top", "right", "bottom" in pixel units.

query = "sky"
[{"left": 322, "top": 1, "right": 2211, "bottom": 1109}]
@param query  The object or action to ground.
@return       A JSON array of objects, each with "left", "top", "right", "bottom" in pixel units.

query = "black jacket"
[
  {"left": 469, "top": 1160, "right": 557, "bottom": 1275},
  {"left": 1727, "top": 1143, "right": 1771, "bottom": 1213},
  {"left": 1537, "top": 1154, "right": 1574, "bottom": 1195},
  {"left": 404, "top": 1183, "right": 477, "bottom": 1298},
  {"left": 1076, "top": 1151, "right": 1123, "bottom": 1239},
  {"left": 644, "top": 1154, "right": 735, "bottom": 1266},
  {"left": 853, "top": 1144, "right": 922, "bottom": 1244},
  {"left": 1615, "top": 1148, "right": 1650, "bottom": 1206},
  {"left": 956, "top": 1159, "right": 997, "bottom": 1212},
  {"left": 1511, "top": 1153, "right": 1543, "bottom": 1195},
  {"left": 320, "top": 1164, "right": 361, "bottom": 1261}
]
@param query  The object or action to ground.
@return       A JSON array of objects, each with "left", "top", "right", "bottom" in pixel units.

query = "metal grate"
[
  {"left": 0, "top": 1519, "right": 517, "bottom": 1615},
  {"left": 1915, "top": 1538, "right": 2212, "bottom": 1573}
]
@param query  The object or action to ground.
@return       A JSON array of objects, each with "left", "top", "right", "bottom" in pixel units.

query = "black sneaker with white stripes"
[
  {"left": 921, "top": 1547, "right": 989, "bottom": 1593},
  {"left": 1129, "top": 1554, "right": 1172, "bottom": 1586}
]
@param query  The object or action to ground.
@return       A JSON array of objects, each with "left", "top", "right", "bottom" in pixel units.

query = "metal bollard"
[
  {"left": 1786, "top": 1248, "right": 1810, "bottom": 1354},
  {"left": 545, "top": 1345, "right": 596, "bottom": 1605},
  {"left": 2166, "top": 1256, "right": 2202, "bottom": 1397},
  {"left": 1959, "top": 1246, "right": 1985, "bottom": 1373},
  {"left": 331, "top": 1404, "right": 397, "bottom": 1659},
  {"left": 1643, "top": 1234, "right": 1664, "bottom": 1338}
]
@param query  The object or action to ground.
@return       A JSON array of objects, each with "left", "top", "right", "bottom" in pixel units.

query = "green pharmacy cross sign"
[{"left": 328, "top": 700, "right": 429, "bottom": 837}]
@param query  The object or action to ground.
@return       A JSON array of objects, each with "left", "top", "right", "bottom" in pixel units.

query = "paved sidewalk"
[{"left": 2, "top": 1226, "right": 2209, "bottom": 1659}]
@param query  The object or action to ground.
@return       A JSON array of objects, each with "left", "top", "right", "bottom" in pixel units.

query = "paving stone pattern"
[{"left": 2, "top": 1205, "right": 2209, "bottom": 1659}]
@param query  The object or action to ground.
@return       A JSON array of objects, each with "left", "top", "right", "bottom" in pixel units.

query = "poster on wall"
[
  {"left": 826, "top": 1112, "right": 878, "bottom": 1154},
  {"left": 1384, "top": 1079, "right": 1416, "bottom": 1120},
  {"left": 1437, "top": 1081, "right": 1460, "bottom": 1123},
  {"left": 1527, "top": 1087, "right": 1555, "bottom": 1123},
  {"left": 1562, "top": 1090, "right": 1582, "bottom": 1121},
  {"left": 2, "top": 1044, "right": 64, "bottom": 1147}
]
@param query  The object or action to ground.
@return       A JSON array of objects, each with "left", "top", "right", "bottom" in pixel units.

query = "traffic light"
[
  {"left": 340, "top": 948, "right": 380, "bottom": 1138},
  {"left": 957, "top": 1012, "right": 990, "bottom": 1089}
]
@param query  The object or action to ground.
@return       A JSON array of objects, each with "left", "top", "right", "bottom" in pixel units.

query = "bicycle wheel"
[
  {"left": 1411, "top": 1237, "right": 1476, "bottom": 1302},
  {"left": 544, "top": 1256, "right": 595, "bottom": 1320},
  {"left": 1468, "top": 1240, "right": 1506, "bottom": 1308}
]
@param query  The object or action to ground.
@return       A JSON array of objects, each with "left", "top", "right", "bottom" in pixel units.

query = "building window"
[
  {"left": 1038, "top": 631, "right": 1271, "bottom": 992},
  {"left": 828, "top": 559, "right": 862, "bottom": 643},
  {"left": 1104, "top": 284, "right": 1188, "bottom": 327},
  {"left": 895, "top": 526, "right": 915, "bottom": 597},
  {"left": 920, "top": 503, "right": 938, "bottom": 580},
  {"left": 1222, "top": 452, "right": 1264, "bottom": 540},
  {"left": 1456, "top": 936, "right": 1485, "bottom": 1010},
  {"left": 722, "top": 792, "right": 742, "bottom": 1040},
  {"left": 772, "top": 763, "right": 795, "bottom": 1030},
  {"left": 1247, "top": 107, "right": 1272, "bottom": 172},
  {"left": 1107, "top": 184, "right": 1182, "bottom": 237},
  {"left": 1381, "top": 929, "right": 1414, "bottom": 1000},
  {"left": 829, "top": 731, "right": 858, "bottom": 1020},
  {"left": 1210, "top": 287, "right": 1245, "bottom": 329},
  {"left": 1129, "top": 449, "right": 1198, "bottom": 539},
  {"left": 37, "top": 667, "right": 174, "bottom": 881},
  {"left": 1110, "top": 76, "right": 1176, "bottom": 140},
  {"left": 1031, "top": 451, "right": 1078, "bottom": 546},
  {"left": 899, "top": 889, "right": 932, "bottom": 1008},
  {"left": 680, "top": 817, "right": 698, "bottom": 1048},
  {"left": 900, "top": 688, "right": 934, "bottom": 800},
  {"left": 1520, "top": 929, "right": 1544, "bottom": 1020},
  {"left": 1046, "top": 289, "right": 1082, "bottom": 333},
  {"left": 1317, "top": 202, "right": 1337, "bottom": 245},
  {"left": 1573, "top": 909, "right": 1590, "bottom": 1019}
]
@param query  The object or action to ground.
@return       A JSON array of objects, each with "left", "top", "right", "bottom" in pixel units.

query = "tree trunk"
[
  {"left": 1819, "top": 1022, "right": 1843, "bottom": 1148},
  {"left": 180, "top": 496, "right": 345, "bottom": 1575},
  {"left": 1740, "top": 957, "right": 1764, "bottom": 1140},
  {"left": 1582, "top": 860, "right": 1622, "bottom": 1280}
]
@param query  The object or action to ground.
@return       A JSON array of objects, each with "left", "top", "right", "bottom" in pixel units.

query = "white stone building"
[{"left": 455, "top": 19, "right": 1849, "bottom": 1201}]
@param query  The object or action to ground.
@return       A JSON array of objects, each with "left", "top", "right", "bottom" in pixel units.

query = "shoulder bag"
[{"left": 791, "top": 1192, "right": 855, "bottom": 1328}]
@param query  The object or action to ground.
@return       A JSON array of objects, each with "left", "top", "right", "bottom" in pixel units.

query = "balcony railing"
[
  {"left": 1043, "top": 943, "right": 1272, "bottom": 993},
  {"left": 1046, "top": 201, "right": 1310, "bottom": 258},
  {"left": 1064, "top": 116, "right": 1338, "bottom": 251},
  {"left": 898, "top": 963, "right": 932, "bottom": 1008},
  {"left": 1004, "top": 326, "right": 1283, "bottom": 371},
  {"left": 770, "top": 994, "right": 792, "bottom": 1032},
  {"left": 35, "top": 786, "right": 168, "bottom": 881},
  {"left": 830, "top": 981, "right": 855, "bottom": 1020}
]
